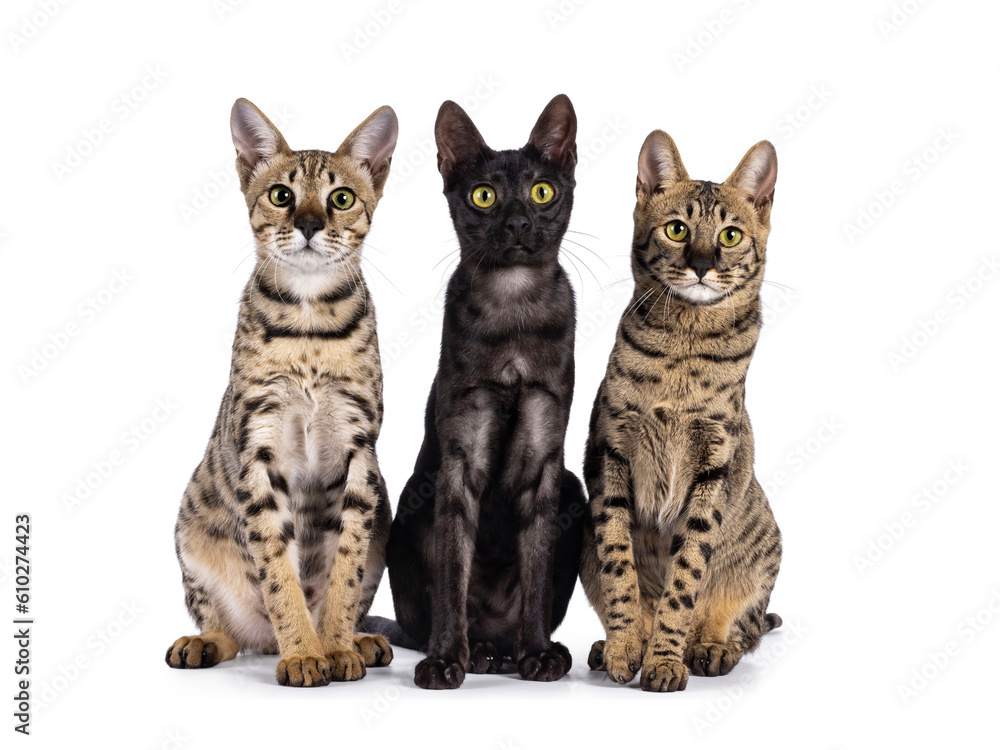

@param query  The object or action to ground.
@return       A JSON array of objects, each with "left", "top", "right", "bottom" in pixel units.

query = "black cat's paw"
[
  {"left": 518, "top": 641, "right": 571, "bottom": 682},
  {"left": 414, "top": 656, "right": 465, "bottom": 690},
  {"left": 469, "top": 641, "right": 502, "bottom": 674},
  {"left": 588, "top": 640, "right": 606, "bottom": 671}
]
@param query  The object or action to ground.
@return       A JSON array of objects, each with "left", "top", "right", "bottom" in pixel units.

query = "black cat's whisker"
[
  {"left": 566, "top": 229, "right": 600, "bottom": 240},
  {"left": 559, "top": 247, "right": 591, "bottom": 290},
  {"left": 432, "top": 248, "right": 462, "bottom": 271},
  {"left": 560, "top": 236, "right": 614, "bottom": 275}
]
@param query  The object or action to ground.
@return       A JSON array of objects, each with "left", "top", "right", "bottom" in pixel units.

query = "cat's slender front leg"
[
  {"left": 317, "top": 447, "right": 389, "bottom": 681},
  {"left": 238, "top": 419, "right": 329, "bottom": 688},
  {"left": 592, "top": 446, "right": 645, "bottom": 684},
  {"left": 511, "top": 389, "right": 570, "bottom": 681},
  {"left": 415, "top": 388, "right": 496, "bottom": 690},
  {"left": 641, "top": 424, "right": 732, "bottom": 692}
]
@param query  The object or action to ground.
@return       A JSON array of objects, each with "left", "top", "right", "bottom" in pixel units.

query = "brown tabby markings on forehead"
[
  {"left": 580, "top": 131, "right": 783, "bottom": 692},
  {"left": 166, "top": 98, "right": 398, "bottom": 687}
]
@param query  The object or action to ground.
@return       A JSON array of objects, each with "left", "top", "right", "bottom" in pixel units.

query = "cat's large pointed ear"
[
  {"left": 231, "top": 98, "right": 291, "bottom": 188},
  {"left": 724, "top": 141, "right": 777, "bottom": 218},
  {"left": 435, "top": 100, "right": 488, "bottom": 186},
  {"left": 637, "top": 130, "right": 688, "bottom": 200},
  {"left": 526, "top": 94, "right": 577, "bottom": 172},
  {"left": 338, "top": 105, "right": 399, "bottom": 196}
]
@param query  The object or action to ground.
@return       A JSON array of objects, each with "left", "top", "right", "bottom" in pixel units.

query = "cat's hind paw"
[
  {"left": 354, "top": 634, "right": 393, "bottom": 667},
  {"left": 687, "top": 642, "right": 742, "bottom": 677},
  {"left": 469, "top": 641, "right": 502, "bottom": 674},
  {"left": 165, "top": 633, "right": 237, "bottom": 669}
]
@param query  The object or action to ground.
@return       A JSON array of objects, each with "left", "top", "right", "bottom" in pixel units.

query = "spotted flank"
[
  {"left": 166, "top": 99, "right": 398, "bottom": 687},
  {"left": 580, "top": 131, "right": 783, "bottom": 692}
]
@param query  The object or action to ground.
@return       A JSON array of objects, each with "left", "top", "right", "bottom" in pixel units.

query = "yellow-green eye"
[
  {"left": 665, "top": 220, "right": 688, "bottom": 241},
  {"left": 471, "top": 185, "right": 496, "bottom": 208},
  {"left": 720, "top": 227, "right": 742, "bottom": 247},
  {"left": 330, "top": 188, "right": 355, "bottom": 210},
  {"left": 531, "top": 182, "right": 555, "bottom": 204},
  {"left": 269, "top": 186, "right": 292, "bottom": 207}
]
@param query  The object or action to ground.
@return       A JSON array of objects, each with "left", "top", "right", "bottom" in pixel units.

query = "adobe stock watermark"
[
  {"left": 359, "top": 682, "right": 405, "bottom": 725},
  {"left": 759, "top": 285, "right": 799, "bottom": 330},
  {"left": 853, "top": 459, "right": 969, "bottom": 574},
  {"left": 897, "top": 588, "right": 1000, "bottom": 705},
  {"left": 18, "top": 268, "right": 133, "bottom": 384},
  {"left": 760, "top": 417, "right": 843, "bottom": 498},
  {"left": 213, "top": 0, "right": 249, "bottom": 20},
  {"left": 151, "top": 730, "right": 190, "bottom": 750},
  {"left": 692, "top": 620, "right": 808, "bottom": 736},
  {"left": 672, "top": 0, "right": 753, "bottom": 72},
  {"left": 33, "top": 600, "right": 143, "bottom": 712},
  {"left": 61, "top": 397, "right": 179, "bottom": 513},
  {"left": 887, "top": 254, "right": 998, "bottom": 371},
  {"left": 843, "top": 127, "right": 959, "bottom": 244},
  {"left": 178, "top": 106, "right": 295, "bottom": 222},
  {"left": 576, "top": 116, "right": 627, "bottom": 173},
  {"left": 878, "top": 0, "right": 930, "bottom": 40},
  {"left": 773, "top": 85, "right": 834, "bottom": 142},
  {"left": 7, "top": 0, "right": 72, "bottom": 53},
  {"left": 545, "top": 0, "right": 590, "bottom": 29},
  {"left": 52, "top": 65, "right": 169, "bottom": 181},
  {"left": 340, "top": 0, "right": 405, "bottom": 63},
  {"left": 383, "top": 74, "right": 501, "bottom": 196}
]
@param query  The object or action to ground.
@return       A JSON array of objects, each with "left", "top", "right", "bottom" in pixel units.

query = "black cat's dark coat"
[{"left": 383, "top": 95, "right": 586, "bottom": 689}]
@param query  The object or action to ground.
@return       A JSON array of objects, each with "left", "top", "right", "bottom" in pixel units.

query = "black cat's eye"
[
  {"left": 720, "top": 227, "right": 743, "bottom": 247},
  {"left": 269, "top": 185, "right": 293, "bottom": 207},
  {"left": 330, "top": 188, "right": 355, "bottom": 211},
  {"left": 471, "top": 185, "right": 496, "bottom": 208},
  {"left": 531, "top": 182, "right": 555, "bottom": 204},
  {"left": 665, "top": 220, "right": 688, "bottom": 241}
]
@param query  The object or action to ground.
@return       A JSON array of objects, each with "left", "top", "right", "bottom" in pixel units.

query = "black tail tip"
[{"left": 764, "top": 613, "right": 783, "bottom": 632}]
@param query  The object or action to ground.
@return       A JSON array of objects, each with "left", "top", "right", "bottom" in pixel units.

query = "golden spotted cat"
[
  {"left": 166, "top": 99, "right": 397, "bottom": 687},
  {"left": 581, "top": 131, "right": 783, "bottom": 692}
]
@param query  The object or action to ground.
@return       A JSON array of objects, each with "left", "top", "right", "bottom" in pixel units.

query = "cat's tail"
[
  {"left": 763, "top": 612, "right": 783, "bottom": 633},
  {"left": 363, "top": 615, "right": 422, "bottom": 651}
]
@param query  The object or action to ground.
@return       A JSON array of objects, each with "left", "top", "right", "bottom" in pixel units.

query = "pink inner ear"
[
  {"left": 231, "top": 103, "right": 282, "bottom": 170},
  {"left": 348, "top": 110, "right": 398, "bottom": 174}
]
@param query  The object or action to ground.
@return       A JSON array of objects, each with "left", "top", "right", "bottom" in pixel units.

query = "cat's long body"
[
  {"left": 581, "top": 132, "right": 782, "bottom": 692},
  {"left": 167, "top": 100, "right": 399, "bottom": 687},
  {"left": 384, "top": 95, "right": 586, "bottom": 689}
]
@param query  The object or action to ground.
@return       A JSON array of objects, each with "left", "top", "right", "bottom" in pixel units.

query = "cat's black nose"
[
  {"left": 294, "top": 216, "right": 324, "bottom": 241},
  {"left": 506, "top": 214, "right": 530, "bottom": 240},
  {"left": 689, "top": 255, "right": 714, "bottom": 280}
]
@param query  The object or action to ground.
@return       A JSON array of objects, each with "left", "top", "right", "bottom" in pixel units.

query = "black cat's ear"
[
  {"left": 230, "top": 98, "right": 291, "bottom": 188},
  {"left": 724, "top": 140, "right": 777, "bottom": 218},
  {"left": 636, "top": 130, "right": 688, "bottom": 200},
  {"left": 526, "top": 94, "right": 577, "bottom": 172},
  {"left": 435, "top": 100, "right": 488, "bottom": 186},
  {"left": 338, "top": 105, "right": 399, "bottom": 196}
]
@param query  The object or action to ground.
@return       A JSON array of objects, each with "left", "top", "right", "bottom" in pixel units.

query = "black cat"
[{"left": 380, "top": 95, "right": 586, "bottom": 689}]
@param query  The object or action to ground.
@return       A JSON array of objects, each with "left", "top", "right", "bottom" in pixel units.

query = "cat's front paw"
[
  {"left": 354, "top": 634, "right": 393, "bottom": 667},
  {"left": 518, "top": 641, "right": 572, "bottom": 682},
  {"left": 640, "top": 659, "right": 689, "bottom": 693},
  {"left": 276, "top": 655, "right": 331, "bottom": 687},
  {"left": 687, "top": 642, "right": 742, "bottom": 677},
  {"left": 604, "top": 631, "right": 643, "bottom": 684},
  {"left": 414, "top": 656, "right": 465, "bottom": 690},
  {"left": 327, "top": 649, "right": 367, "bottom": 681}
]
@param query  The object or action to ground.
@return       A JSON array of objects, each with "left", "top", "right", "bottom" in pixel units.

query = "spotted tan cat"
[
  {"left": 580, "top": 131, "right": 783, "bottom": 692},
  {"left": 166, "top": 99, "right": 397, "bottom": 687}
]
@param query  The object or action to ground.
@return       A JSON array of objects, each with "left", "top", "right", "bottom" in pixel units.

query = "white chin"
[{"left": 673, "top": 284, "right": 725, "bottom": 305}]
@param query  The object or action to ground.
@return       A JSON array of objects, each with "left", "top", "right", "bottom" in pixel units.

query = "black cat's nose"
[
  {"left": 689, "top": 255, "right": 715, "bottom": 280},
  {"left": 506, "top": 214, "right": 530, "bottom": 240},
  {"left": 294, "top": 215, "right": 324, "bottom": 241}
]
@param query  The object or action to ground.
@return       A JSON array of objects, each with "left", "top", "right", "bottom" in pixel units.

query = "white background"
[{"left": 3, "top": 0, "right": 999, "bottom": 747}]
